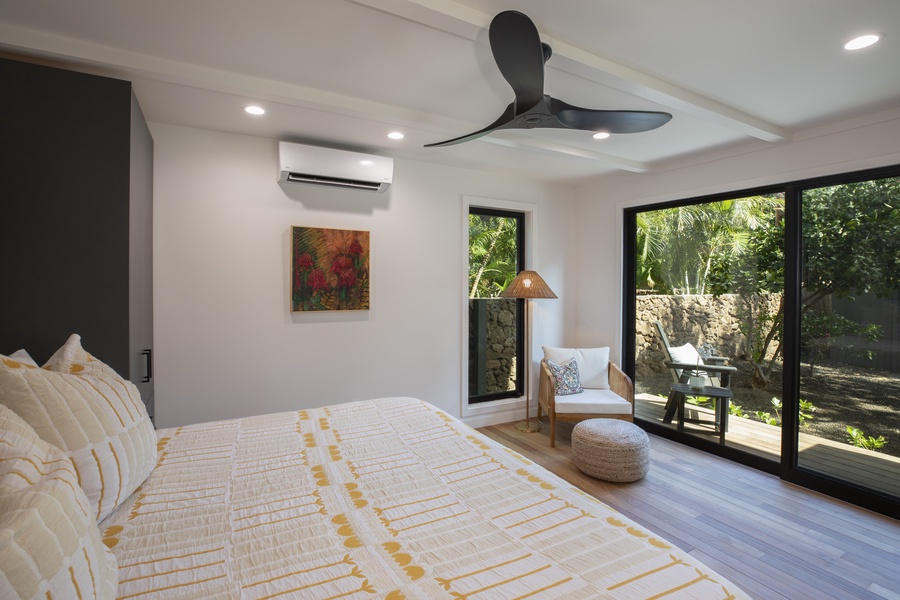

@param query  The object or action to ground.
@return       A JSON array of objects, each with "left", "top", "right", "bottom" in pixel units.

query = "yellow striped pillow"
[
  {"left": 44, "top": 334, "right": 133, "bottom": 382},
  {"left": 0, "top": 403, "right": 118, "bottom": 599},
  {"left": 0, "top": 341, "right": 156, "bottom": 523}
]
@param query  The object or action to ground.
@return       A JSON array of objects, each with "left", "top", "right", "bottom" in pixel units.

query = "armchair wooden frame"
[{"left": 537, "top": 359, "right": 634, "bottom": 447}]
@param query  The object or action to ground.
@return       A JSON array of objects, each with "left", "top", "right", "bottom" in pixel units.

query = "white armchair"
[{"left": 537, "top": 347, "right": 634, "bottom": 447}]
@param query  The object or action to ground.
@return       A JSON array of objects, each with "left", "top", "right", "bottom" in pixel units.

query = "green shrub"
[{"left": 846, "top": 426, "right": 886, "bottom": 452}]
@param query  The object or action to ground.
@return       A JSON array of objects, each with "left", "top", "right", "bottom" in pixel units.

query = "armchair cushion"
[
  {"left": 546, "top": 358, "right": 583, "bottom": 396},
  {"left": 542, "top": 346, "right": 610, "bottom": 390},
  {"left": 554, "top": 389, "right": 632, "bottom": 415}
]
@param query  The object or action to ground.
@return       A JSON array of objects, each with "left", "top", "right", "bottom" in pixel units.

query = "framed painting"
[{"left": 291, "top": 226, "right": 370, "bottom": 311}]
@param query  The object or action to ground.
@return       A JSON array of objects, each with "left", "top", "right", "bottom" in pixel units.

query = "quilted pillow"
[
  {"left": 547, "top": 358, "right": 583, "bottom": 396},
  {"left": 542, "top": 346, "right": 610, "bottom": 389},
  {"left": 8, "top": 349, "right": 38, "bottom": 367},
  {"left": 44, "top": 334, "right": 130, "bottom": 381},
  {"left": 0, "top": 336, "right": 156, "bottom": 522},
  {"left": 0, "top": 403, "right": 118, "bottom": 599}
]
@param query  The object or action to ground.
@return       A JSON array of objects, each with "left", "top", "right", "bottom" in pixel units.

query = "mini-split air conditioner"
[{"left": 278, "top": 141, "right": 393, "bottom": 193}]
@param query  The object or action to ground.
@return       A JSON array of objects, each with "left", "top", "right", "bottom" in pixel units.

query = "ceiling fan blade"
[
  {"left": 424, "top": 102, "right": 517, "bottom": 147},
  {"left": 551, "top": 97, "right": 672, "bottom": 133},
  {"left": 425, "top": 11, "right": 672, "bottom": 149},
  {"left": 489, "top": 10, "right": 546, "bottom": 111}
]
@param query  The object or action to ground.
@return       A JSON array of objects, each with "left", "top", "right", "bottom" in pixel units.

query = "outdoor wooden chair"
[
  {"left": 654, "top": 320, "right": 736, "bottom": 387},
  {"left": 654, "top": 320, "right": 737, "bottom": 423}
]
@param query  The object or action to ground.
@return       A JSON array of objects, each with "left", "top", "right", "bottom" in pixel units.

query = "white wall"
[
  {"left": 150, "top": 123, "right": 577, "bottom": 428},
  {"left": 573, "top": 107, "right": 900, "bottom": 360}
]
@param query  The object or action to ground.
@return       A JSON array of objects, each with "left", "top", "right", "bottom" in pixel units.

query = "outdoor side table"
[{"left": 666, "top": 383, "right": 733, "bottom": 444}]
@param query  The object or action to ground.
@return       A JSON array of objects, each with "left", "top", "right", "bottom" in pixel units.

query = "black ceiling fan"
[{"left": 425, "top": 10, "right": 672, "bottom": 147}]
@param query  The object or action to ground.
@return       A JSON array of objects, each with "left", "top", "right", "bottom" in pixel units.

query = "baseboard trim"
[{"left": 461, "top": 405, "right": 536, "bottom": 429}]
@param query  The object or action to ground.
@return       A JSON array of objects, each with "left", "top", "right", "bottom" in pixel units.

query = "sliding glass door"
[
  {"left": 625, "top": 166, "right": 900, "bottom": 517},
  {"left": 795, "top": 175, "right": 900, "bottom": 500},
  {"left": 627, "top": 194, "right": 785, "bottom": 465}
]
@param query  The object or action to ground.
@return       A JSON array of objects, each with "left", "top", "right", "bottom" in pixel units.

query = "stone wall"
[
  {"left": 469, "top": 299, "right": 518, "bottom": 394},
  {"left": 636, "top": 293, "right": 779, "bottom": 376},
  {"left": 471, "top": 294, "right": 780, "bottom": 385}
]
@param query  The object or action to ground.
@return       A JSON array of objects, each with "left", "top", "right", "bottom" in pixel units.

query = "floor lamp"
[{"left": 500, "top": 270, "right": 557, "bottom": 433}]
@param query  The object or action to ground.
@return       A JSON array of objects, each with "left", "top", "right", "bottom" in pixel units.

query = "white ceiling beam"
[
  {"left": 545, "top": 44, "right": 789, "bottom": 143},
  {"left": 483, "top": 135, "right": 651, "bottom": 173}
]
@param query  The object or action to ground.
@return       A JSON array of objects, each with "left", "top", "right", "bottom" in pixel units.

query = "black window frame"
[
  {"left": 623, "top": 163, "right": 900, "bottom": 519},
  {"left": 468, "top": 206, "right": 526, "bottom": 404}
]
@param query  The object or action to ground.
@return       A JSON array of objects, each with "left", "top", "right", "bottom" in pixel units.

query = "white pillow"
[
  {"left": 1, "top": 335, "right": 156, "bottom": 522},
  {"left": 542, "top": 346, "right": 610, "bottom": 389},
  {"left": 668, "top": 343, "right": 704, "bottom": 367},
  {"left": 0, "top": 404, "right": 118, "bottom": 599},
  {"left": 8, "top": 349, "right": 38, "bottom": 367}
]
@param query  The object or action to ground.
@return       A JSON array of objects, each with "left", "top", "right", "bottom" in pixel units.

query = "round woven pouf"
[{"left": 572, "top": 419, "right": 650, "bottom": 482}]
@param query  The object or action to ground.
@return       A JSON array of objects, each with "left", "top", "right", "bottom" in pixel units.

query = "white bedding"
[{"left": 100, "top": 397, "right": 750, "bottom": 599}]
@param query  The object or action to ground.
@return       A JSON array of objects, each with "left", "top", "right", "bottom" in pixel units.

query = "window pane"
[
  {"left": 468, "top": 209, "right": 524, "bottom": 403},
  {"left": 798, "top": 176, "right": 900, "bottom": 499},
  {"left": 633, "top": 195, "right": 785, "bottom": 459}
]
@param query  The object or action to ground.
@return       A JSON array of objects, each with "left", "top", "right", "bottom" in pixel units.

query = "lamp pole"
[{"left": 499, "top": 270, "right": 557, "bottom": 433}]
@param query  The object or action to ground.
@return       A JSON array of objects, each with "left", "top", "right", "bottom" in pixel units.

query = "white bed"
[{"left": 2, "top": 338, "right": 750, "bottom": 599}]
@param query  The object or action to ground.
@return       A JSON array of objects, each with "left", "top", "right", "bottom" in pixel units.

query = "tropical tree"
[
  {"left": 798, "top": 178, "right": 898, "bottom": 373},
  {"left": 709, "top": 176, "right": 900, "bottom": 385},
  {"left": 707, "top": 215, "right": 785, "bottom": 386},
  {"left": 637, "top": 195, "right": 783, "bottom": 295},
  {"left": 468, "top": 214, "right": 518, "bottom": 298},
  {"left": 801, "top": 178, "right": 900, "bottom": 305}
]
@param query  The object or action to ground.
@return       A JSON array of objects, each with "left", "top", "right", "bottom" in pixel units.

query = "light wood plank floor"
[{"left": 478, "top": 419, "right": 900, "bottom": 600}]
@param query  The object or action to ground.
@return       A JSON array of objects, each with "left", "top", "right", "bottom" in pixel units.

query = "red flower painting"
[{"left": 291, "top": 227, "right": 369, "bottom": 311}]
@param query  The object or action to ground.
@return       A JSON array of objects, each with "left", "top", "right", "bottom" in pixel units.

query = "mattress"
[{"left": 100, "top": 397, "right": 750, "bottom": 599}]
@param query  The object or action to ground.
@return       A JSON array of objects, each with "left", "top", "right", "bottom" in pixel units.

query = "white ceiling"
[{"left": 2, "top": 0, "right": 898, "bottom": 187}]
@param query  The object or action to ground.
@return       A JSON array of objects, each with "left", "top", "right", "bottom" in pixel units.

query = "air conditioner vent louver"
[
  {"left": 278, "top": 142, "right": 392, "bottom": 193},
  {"left": 284, "top": 172, "right": 384, "bottom": 191}
]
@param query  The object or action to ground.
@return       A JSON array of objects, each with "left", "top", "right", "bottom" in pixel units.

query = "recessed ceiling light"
[
  {"left": 387, "top": 132, "right": 404, "bottom": 140},
  {"left": 360, "top": 160, "right": 374, "bottom": 166},
  {"left": 243, "top": 105, "right": 265, "bottom": 115},
  {"left": 592, "top": 131, "right": 611, "bottom": 140},
  {"left": 844, "top": 33, "right": 882, "bottom": 50}
]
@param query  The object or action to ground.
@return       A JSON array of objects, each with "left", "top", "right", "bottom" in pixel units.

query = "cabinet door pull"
[{"left": 141, "top": 349, "right": 152, "bottom": 383}]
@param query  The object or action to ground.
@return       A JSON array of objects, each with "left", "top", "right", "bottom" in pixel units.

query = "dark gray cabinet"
[{"left": 0, "top": 57, "right": 154, "bottom": 419}]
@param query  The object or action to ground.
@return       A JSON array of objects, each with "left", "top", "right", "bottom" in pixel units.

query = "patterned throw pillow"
[
  {"left": 0, "top": 404, "right": 118, "bottom": 599},
  {"left": 542, "top": 346, "right": 610, "bottom": 389},
  {"left": 547, "top": 358, "right": 583, "bottom": 396},
  {"left": 0, "top": 335, "right": 156, "bottom": 522}
]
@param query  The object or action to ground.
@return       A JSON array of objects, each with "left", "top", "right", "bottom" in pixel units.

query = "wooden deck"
[{"left": 636, "top": 393, "right": 900, "bottom": 499}]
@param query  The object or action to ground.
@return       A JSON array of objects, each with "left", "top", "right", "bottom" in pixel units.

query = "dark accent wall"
[{"left": 0, "top": 57, "right": 153, "bottom": 415}]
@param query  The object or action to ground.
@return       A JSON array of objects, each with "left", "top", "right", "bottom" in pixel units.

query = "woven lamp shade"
[{"left": 499, "top": 270, "right": 558, "bottom": 299}]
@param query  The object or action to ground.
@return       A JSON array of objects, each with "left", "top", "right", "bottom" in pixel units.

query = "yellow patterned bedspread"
[{"left": 100, "top": 397, "right": 750, "bottom": 599}]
